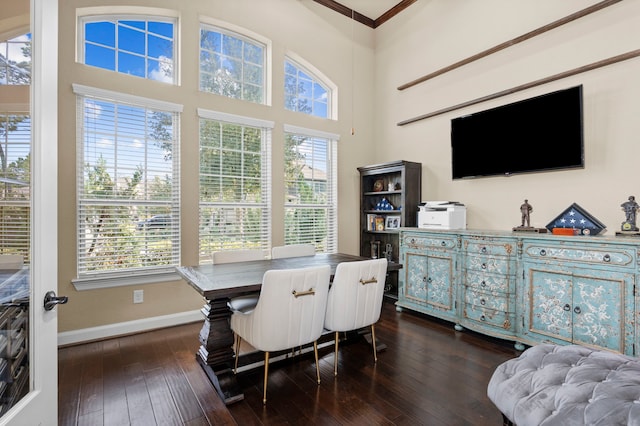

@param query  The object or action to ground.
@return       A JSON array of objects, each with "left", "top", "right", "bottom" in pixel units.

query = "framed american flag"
[{"left": 545, "top": 203, "right": 606, "bottom": 235}]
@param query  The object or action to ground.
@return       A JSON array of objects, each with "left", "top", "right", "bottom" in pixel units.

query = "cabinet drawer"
[
  {"left": 402, "top": 234, "right": 457, "bottom": 250},
  {"left": 463, "top": 239, "right": 514, "bottom": 257},
  {"left": 463, "top": 304, "right": 515, "bottom": 331},
  {"left": 464, "top": 288, "right": 512, "bottom": 312},
  {"left": 464, "top": 254, "right": 514, "bottom": 275},
  {"left": 464, "top": 269, "right": 513, "bottom": 293},
  {"left": 524, "top": 243, "right": 635, "bottom": 268}
]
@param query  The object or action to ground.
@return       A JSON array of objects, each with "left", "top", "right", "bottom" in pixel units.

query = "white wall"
[{"left": 374, "top": 0, "right": 640, "bottom": 232}]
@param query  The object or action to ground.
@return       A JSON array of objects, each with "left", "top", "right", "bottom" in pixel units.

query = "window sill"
[{"left": 72, "top": 269, "right": 181, "bottom": 291}]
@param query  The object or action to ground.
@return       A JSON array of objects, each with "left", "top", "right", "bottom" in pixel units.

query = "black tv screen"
[{"left": 451, "top": 85, "right": 584, "bottom": 180}]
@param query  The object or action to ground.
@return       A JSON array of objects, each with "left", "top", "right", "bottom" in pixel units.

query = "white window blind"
[
  {"left": 198, "top": 110, "right": 272, "bottom": 263},
  {"left": 0, "top": 113, "right": 30, "bottom": 263},
  {"left": 283, "top": 126, "right": 337, "bottom": 253},
  {"left": 75, "top": 88, "right": 181, "bottom": 278}
]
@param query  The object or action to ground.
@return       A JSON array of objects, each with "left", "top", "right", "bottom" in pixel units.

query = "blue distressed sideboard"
[{"left": 397, "top": 228, "right": 638, "bottom": 356}]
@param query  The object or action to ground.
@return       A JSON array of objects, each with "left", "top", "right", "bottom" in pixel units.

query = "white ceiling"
[{"left": 338, "top": 0, "right": 404, "bottom": 20}]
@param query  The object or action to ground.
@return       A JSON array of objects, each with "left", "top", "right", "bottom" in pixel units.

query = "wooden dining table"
[{"left": 176, "top": 252, "right": 401, "bottom": 405}]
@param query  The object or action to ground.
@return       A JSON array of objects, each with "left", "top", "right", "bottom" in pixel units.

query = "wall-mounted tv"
[{"left": 451, "top": 85, "right": 584, "bottom": 180}]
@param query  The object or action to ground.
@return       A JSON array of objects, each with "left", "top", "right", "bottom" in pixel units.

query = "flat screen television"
[{"left": 451, "top": 85, "right": 584, "bottom": 180}]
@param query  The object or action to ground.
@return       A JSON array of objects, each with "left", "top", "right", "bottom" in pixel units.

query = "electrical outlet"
[{"left": 133, "top": 289, "right": 144, "bottom": 304}]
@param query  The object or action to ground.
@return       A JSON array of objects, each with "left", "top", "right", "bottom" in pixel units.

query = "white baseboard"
[{"left": 57, "top": 309, "right": 203, "bottom": 346}]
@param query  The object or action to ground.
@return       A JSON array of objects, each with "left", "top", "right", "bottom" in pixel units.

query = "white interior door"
[{"left": 0, "top": 0, "right": 58, "bottom": 424}]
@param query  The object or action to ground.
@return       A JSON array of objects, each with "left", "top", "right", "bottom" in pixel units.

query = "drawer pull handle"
[
  {"left": 603, "top": 254, "right": 611, "bottom": 262},
  {"left": 574, "top": 306, "right": 582, "bottom": 314},
  {"left": 540, "top": 249, "right": 547, "bottom": 256},
  {"left": 480, "top": 298, "right": 486, "bottom": 305},
  {"left": 481, "top": 281, "right": 486, "bottom": 287},
  {"left": 480, "top": 315, "right": 486, "bottom": 321},
  {"left": 440, "top": 241, "right": 446, "bottom": 246},
  {"left": 481, "top": 247, "right": 487, "bottom": 254},
  {"left": 563, "top": 303, "right": 571, "bottom": 311},
  {"left": 481, "top": 263, "right": 487, "bottom": 269},
  {"left": 411, "top": 238, "right": 415, "bottom": 244}
]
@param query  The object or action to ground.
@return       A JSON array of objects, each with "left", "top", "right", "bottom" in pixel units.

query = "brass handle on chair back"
[
  {"left": 292, "top": 288, "right": 315, "bottom": 297},
  {"left": 359, "top": 277, "right": 377, "bottom": 285}
]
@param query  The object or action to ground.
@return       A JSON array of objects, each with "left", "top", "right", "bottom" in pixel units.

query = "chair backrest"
[
  {"left": 212, "top": 249, "right": 264, "bottom": 264},
  {"left": 324, "top": 258, "right": 388, "bottom": 332},
  {"left": 231, "top": 265, "right": 331, "bottom": 352},
  {"left": 271, "top": 243, "right": 316, "bottom": 259},
  {"left": 0, "top": 255, "right": 23, "bottom": 269}
]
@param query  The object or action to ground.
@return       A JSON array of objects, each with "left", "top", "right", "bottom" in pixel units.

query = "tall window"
[
  {"left": 81, "top": 17, "right": 176, "bottom": 84},
  {"left": 283, "top": 125, "right": 337, "bottom": 253},
  {"left": 0, "top": 114, "right": 30, "bottom": 262},
  {"left": 74, "top": 85, "right": 181, "bottom": 278},
  {"left": 0, "top": 34, "right": 31, "bottom": 85},
  {"left": 199, "top": 25, "right": 266, "bottom": 104},
  {"left": 284, "top": 58, "right": 330, "bottom": 118},
  {"left": 198, "top": 110, "right": 272, "bottom": 263}
]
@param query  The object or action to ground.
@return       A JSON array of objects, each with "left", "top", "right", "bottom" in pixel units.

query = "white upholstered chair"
[
  {"left": 212, "top": 249, "right": 264, "bottom": 264},
  {"left": 230, "top": 265, "right": 331, "bottom": 404},
  {"left": 212, "top": 249, "right": 264, "bottom": 313},
  {"left": 271, "top": 243, "right": 316, "bottom": 259},
  {"left": 323, "top": 258, "right": 388, "bottom": 376}
]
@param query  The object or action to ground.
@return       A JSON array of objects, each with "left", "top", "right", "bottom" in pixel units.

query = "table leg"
[{"left": 197, "top": 298, "right": 244, "bottom": 404}]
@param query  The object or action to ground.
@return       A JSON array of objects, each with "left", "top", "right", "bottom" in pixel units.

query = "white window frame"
[
  {"left": 72, "top": 84, "right": 183, "bottom": 290},
  {"left": 198, "top": 108, "right": 273, "bottom": 264},
  {"left": 77, "top": 7, "right": 179, "bottom": 85},
  {"left": 283, "top": 124, "right": 338, "bottom": 254}
]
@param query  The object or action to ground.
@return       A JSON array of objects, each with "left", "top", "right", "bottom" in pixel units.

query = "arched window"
[
  {"left": 284, "top": 56, "right": 334, "bottom": 119},
  {"left": 200, "top": 24, "right": 267, "bottom": 104},
  {"left": 80, "top": 16, "right": 176, "bottom": 83}
]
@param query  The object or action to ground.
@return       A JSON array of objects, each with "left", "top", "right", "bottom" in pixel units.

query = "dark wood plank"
[{"left": 59, "top": 300, "right": 519, "bottom": 425}]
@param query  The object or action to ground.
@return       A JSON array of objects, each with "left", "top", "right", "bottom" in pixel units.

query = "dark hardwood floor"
[{"left": 58, "top": 300, "right": 520, "bottom": 425}]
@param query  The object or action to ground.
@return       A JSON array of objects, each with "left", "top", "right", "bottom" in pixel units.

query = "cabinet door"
[
  {"left": 571, "top": 273, "right": 632, "bottom": 353},
  {"left": 524, "top": 264, "right": 634, "bottom": 354},
  {"left": 525, "top": 267, "right": 573, "bottom": 342},
  {"left": 403, "top": 251, "right": 456, "bottom": 320}
]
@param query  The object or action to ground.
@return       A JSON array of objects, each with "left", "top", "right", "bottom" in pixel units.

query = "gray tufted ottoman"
[{"left": 487, "top": 344, "right": 640, "bottom": 426}]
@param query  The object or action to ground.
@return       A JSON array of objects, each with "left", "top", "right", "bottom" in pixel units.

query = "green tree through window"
[{"left": 76, "top": 92, "right": 180, "bottom": 276}]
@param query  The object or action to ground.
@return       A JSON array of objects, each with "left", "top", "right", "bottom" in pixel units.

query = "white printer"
[{"left": 418, "top": 201, "right": 467, "bottom": 230}]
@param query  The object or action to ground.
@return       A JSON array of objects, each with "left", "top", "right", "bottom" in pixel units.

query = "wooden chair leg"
[
  {"left": 333, "top": 331, "right": 339, "bottom": 376},
  {"left": 371, "top": 324, "right": 378, "bottom": 363},
  {"left": 263, "top": 351, "right": 270, "bottom": 405}
]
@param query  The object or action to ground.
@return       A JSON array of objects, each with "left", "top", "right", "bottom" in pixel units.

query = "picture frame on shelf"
[
  {"left": 385, "top": 216, "right": 401, "bottom": 229},
  {"left": 375, "top": 216, "right": 385, "bottom": 231}
]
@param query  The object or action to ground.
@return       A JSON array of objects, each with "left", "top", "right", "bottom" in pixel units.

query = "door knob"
[{"left": 44, "top": 291, "right": 68, "bottom": 311}]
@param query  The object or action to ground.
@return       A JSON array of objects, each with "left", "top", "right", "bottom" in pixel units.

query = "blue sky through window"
[{"left": 84, "top": 18, "right": 175, "bottom": 83}]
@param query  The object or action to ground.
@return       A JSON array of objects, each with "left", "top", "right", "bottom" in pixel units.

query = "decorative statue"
[
  {"left": 620, "top": 195, "right": 639, "bottom": 231},
  {"left": 520, "top": 199, "right": 533, "bottom": 228}
]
